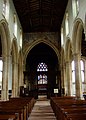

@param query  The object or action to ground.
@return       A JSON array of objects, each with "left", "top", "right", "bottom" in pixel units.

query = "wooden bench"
[
  {"left": 0, "top": 97, "right": 35, "bottom": 120},
  {"left": 64, "top": 113, "right": 86, "bottom": 120},
  {"left": 0, "top": 114, "right": 18, "bottom": 120},
  {"left": 50, "top": 96, "right": 86, "bottom": 120}
]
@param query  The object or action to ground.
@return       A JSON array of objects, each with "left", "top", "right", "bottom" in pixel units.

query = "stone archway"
[
  {"left": 0, "top": 19, "right": 11, "bottom": 100},
  {"left": 72, "top": 18, "right": 84, "bottom": 98},
  {"left": 23, "top": 38, "right": 61, "bottom": 71},
  {"left": 23, "top": 35, "right": 61, "bottom": 98},
  {"left": 72, "top": 18, "right": 83, "bottom": 54}
]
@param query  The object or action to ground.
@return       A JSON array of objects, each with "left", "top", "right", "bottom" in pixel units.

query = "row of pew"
[
  {"left": 0, "top": 97, "right": 35, "bottom": 120},
  {"left": 50, "top": 96, "right": 86, "bottom": 120}
]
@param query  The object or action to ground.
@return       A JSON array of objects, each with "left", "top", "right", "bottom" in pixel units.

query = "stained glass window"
[
  {"left": 37, "top": 62, "right": 48, "bottom": 84},
  {"left": 37, "top": 62, "right": 48, "bottom": 71}
]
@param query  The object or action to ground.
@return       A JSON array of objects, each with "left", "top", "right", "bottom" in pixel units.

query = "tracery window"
[
  {"left": 38, "top": 74, "right": 47, "bottom": 84},
  {"left": 37, "top": 62, "right": 48, "bottom": 84},
  {"left": 37, "top": 62, "right": 48, "bottom": 71}
]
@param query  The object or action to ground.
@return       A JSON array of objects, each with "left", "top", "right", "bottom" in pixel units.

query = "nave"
[{"left": 29, "top": 96, "right": 57, "bottom": 120}]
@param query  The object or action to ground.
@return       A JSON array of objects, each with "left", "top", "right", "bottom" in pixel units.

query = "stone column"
[
  {"left": 1, "top": 55, "right": 8, "bottom": 100},
  {"left": 64, "top": 63, "right": 68, "bottom": 95},
  {"left": 65, "top": 61, "right": 72, "bottom": 96},
  {"left": 7, "top": 55, "right": 12, "bottom": 100},
  {"left": 12, "top": 62, "right": 18, "bottom": 97},
  {"left": 18, "top": 62, "right": 24, "bottom": 95},
  {"left": 15, "top": 62, "right": 18, "bottom": 97},
  {"left": 61, "top": 65, "right": 64, "bottom": 88},
  {"left": 73, "top": 53, "right": 82, "bottom": 99},
  {"left": 19, "top": 63, "right": 23, "bottom": 87}
]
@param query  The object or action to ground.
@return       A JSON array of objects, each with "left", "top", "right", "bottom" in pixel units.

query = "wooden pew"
[
  {"left": 64, "top": 113, "right": 86, "bottom": 120},
  {"left": 0, "top": 114, "right": 18, "bottom": 120},
  {"left": 50, "top": 96, "right": 86, "bottom": 120},
  {"left": 0, "top": 97, "right": 35, "bottom": 120}
]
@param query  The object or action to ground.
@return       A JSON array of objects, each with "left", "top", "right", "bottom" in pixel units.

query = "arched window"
[
  {"left": 71, "top": 60, "right": 85, "bottom": 95},
  {"left": 72, "top": 60, "right": 75, "bottom": 83},
  {"left": 72, "top": 0, "right": 79, "bottom": 19},
  {"left": 72, "top": 60, "right": 84, "bottom": 83},
  {"left": 37, "top": 62, "right": 48, "bottom": 84},
  {"left": 61, "top": 27, "right": 64, "bottom": 46},
  {"left": 38, "top": 74, "right": 47, "bottom": 84},
  {"left": 65, "top": 12, "right": 69, "bottom": 36},
  {"left": 0, "top": 59, "right": 3, "bottom": 90},
  {"left": 2, "top": 0, "right": 7, "bottom": 16},
  {"left": 2, "top": 0, "right": 9, "bottom": 20},
  {"left": 37, "top": 62, "right": 48, "bottom": 72},
  {"left": 76, "top": 0, "right": 79, "bottom": 14},
  {"left": 20, "top": 29, "right": 22, "bottom": 48},
  {"left": 80, "top": 60, "right": 84, "bottom": 83},
  {"left": 14, "top": 14, "right": 17, "bottom": 37}
]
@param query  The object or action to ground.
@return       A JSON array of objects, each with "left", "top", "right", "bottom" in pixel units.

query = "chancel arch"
[
  {"left": 23, "top": 41, "right": 61, "bottom": 98},
  {"left": 23, "top": 38, "right": 61, "bottom": 71}
]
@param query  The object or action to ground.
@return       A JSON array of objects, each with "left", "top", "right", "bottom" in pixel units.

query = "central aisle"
[{"left": 28, "top": 98, "right": 57, "bottom": 120}]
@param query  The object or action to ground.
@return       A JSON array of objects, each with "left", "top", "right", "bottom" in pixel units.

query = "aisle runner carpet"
[{"left": 29, "top": 99, "right": 57, "bottom": 120}]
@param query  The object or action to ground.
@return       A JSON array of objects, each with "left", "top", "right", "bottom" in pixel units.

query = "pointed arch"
[
  {"left": 0, "top": 19, "right": 11, "bottom": 100},
  {"left": 72, "top": 18, "right": 84, "bottom": 54},
  {"left": 23, "top": 39, "right": 60, "bottom": 71}
]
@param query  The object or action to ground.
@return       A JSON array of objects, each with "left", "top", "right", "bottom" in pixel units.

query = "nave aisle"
[{"left": 29, "top": 98, "right": 57, "bottom": 120}]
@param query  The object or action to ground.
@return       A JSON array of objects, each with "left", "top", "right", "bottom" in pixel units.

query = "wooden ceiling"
[{"left": 13, "top": 0, "right": 68, "bottom": 33}]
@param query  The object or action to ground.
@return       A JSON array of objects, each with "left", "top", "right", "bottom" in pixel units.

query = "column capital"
[{"left": 73, "top": 52, "right": 81, "bottom": 57}]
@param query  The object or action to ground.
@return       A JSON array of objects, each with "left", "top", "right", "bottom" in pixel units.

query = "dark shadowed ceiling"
[{"left": 13, "top": 0, "right": 68, "bottom": 33}]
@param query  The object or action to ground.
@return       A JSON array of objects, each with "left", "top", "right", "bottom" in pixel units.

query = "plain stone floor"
[{"left": 28, "top": 95, "right": 57, "bottom": 120}]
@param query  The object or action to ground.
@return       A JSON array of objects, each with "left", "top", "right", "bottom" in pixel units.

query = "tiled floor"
[{"left": 28, "top": 96, "right": 57, "bottom": 120}]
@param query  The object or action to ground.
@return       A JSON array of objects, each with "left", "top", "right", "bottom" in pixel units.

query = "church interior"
[{"left": 0, "top": 0, "right": 86, "bottom": 120}]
